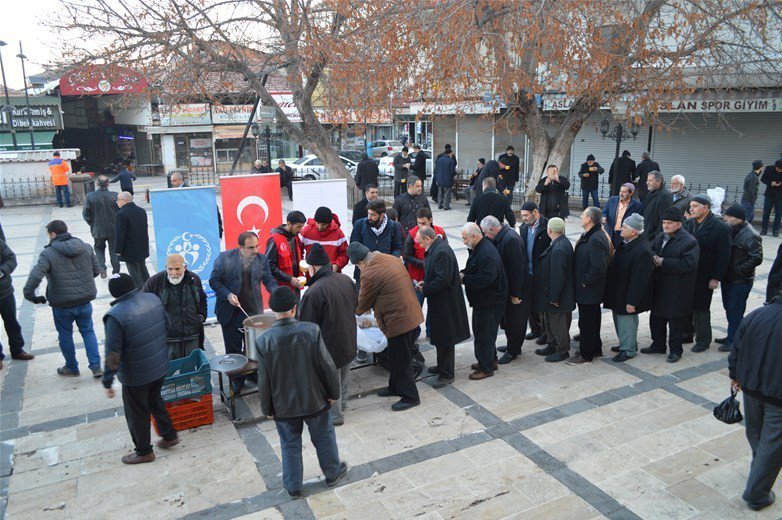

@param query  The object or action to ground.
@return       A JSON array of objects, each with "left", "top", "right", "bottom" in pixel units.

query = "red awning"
[{"left": 59, "top": 65, "right": 148, "bottom": 96}]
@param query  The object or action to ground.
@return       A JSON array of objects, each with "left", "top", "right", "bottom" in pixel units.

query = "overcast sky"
[{"left": 1, "top": 0, "right": 61, "bottom": 89}]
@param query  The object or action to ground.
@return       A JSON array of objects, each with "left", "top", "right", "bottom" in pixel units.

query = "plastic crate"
[
  {"left": 160, "top": 349, "right": 212, "bottom": 403},
  {"left": 152, "top": 393, "right": 214, "bottom": 434}
]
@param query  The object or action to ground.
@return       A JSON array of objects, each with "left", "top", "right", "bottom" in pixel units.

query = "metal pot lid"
[{"left": 210, "top": 353, "right": 249, "bottom": 373}]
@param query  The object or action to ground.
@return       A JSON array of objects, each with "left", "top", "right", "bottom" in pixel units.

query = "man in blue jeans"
[
  {"left": 256, "top": 287, "right": 347, "bottom": 497},
  {"left": 717, "top": 204, "right": 763, "bottom": 352},
  {"left": 24, "top": 220, "right": 102, "bottom": 377}
]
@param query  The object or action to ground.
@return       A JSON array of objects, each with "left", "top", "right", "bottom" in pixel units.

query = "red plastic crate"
[{"left": 152, "top": 393, "right": 214, "bottom": 434}]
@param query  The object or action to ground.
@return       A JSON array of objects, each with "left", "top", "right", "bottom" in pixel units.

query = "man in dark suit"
[
  {"left": 115, "top": 192, "right": 150, "bottom": 289},
  {"left": 351, "top": 184, "right": 378, "bottom": 225},
  {"left": 417, "top": 226, "right": 469, "bottom": 388},
  {"left": 497, "top": 145, "right": 520, "bottom": 204},
  {"left": 518, "top": 201, "right": 551, "bottom": 344},
  {"left": 410, "top": 144, "right": 428, "bottom": 183},
  {"left": 354, "top": 154, "right": 379, "bottom": 192},
  {"left": 642, "top": 171, "right": 673, "bottom": 242},
  {"left": 603, "top": 183, "right": 643, "bottom": 248},
  {"left": 633, "top": 152, "right": 660, "bottom": 202},
  {"left": 577, "top": 154, "right": 605, "bottom": 209},
  {"left": 467, "top": 177, "right": 516, "bottom": 227},
  {"left": 609, "top": 150, "right": 636, "bottom": 197}
]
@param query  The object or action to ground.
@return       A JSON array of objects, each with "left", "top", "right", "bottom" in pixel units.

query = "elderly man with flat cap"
[{"left": 142, "top": 254, "right": 207, "bottom": 359}]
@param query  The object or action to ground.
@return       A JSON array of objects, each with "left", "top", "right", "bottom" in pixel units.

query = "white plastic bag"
[
  {"left": 707, "top": 187, "right": 726, "bottom": 216},
  {"left": 356, "top": 313, "right": 387, "bottom": 353}
]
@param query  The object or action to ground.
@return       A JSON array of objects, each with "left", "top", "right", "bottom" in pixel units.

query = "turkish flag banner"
[{"left": 220, "top": 173, "right": 282, "bottom": 248}]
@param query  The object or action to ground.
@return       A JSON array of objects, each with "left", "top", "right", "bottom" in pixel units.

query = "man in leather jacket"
[
  {"left": 717, "top": 204, "right": 763, "bottom": 352},
  {"left": 256, "top": 287, "right": 347, "bottom": 497}
]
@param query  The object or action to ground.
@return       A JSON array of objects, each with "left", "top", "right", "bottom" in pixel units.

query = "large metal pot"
[{"left": 243, "top": 312, "right": 276, "bottom": 362}]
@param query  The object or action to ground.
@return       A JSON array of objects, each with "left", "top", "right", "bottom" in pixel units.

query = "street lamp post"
[
  {"left": 251, "top": 122, "right": 272, "bottom": 165},
  {"left": 16, "top": 42, "right": 35, "bottom": 150},
  {"left": 600, "top": 117, "right": 640, "bottom": 193},
  {"left": 0, "top": 41, "right": 18, "bottom": 150}
]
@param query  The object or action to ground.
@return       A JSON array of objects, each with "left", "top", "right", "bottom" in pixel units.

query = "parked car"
[
  {"left": 289, "top": 154, "right": 358, "bottom": 180},
  {"left": 368, "top": 140, "right": 403, "bottom": 158},
  {"left": 338, "top": 150, "right": 364, "bottom": 163},
  {"left": 379, "top": 149, "right": 433, "bottom": 179}
]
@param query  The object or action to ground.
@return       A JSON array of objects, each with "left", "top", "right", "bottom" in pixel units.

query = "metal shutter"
[{"left": 457, "top": 115, "right": 493, "bottom": 176}]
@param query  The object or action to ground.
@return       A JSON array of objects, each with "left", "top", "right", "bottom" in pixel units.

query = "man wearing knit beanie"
[
  {"left": 684, "top": 193, "right": 731, "bottom": 353},
  {"left": 717, "top": 203, "right": 763, "bottom": 352},
  {"left": 103, "top": 273, "right": 178, "bottom": 464}
]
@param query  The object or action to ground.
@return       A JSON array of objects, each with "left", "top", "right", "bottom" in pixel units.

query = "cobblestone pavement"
[{"left": 1, "top": 178, "right": 781, "bottom": 519}]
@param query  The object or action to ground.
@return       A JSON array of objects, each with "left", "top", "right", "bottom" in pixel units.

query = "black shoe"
[
  {"left": 427, "top": 366, "right": 440, "bottom": 375},
  {"left": 718, "top": 344, "right": 730, "bottom": 352},
  {"left": 774, "top": 231, "right": 780, "bottom": 238},
  {"left": 391, "top": 399, "right": 420, "bottom": 411},
  {"left": 432, "top": 377, "right": 453, "bottom": 389},
  {"left": 611, "top": 347, "right": 621, "bottom": 353},
  {"left": 535, "top": 336, "right": 548, "bottom": 345},
  {"left": 666, "top": 353, "right": 682, "bottom": 363},
  {"left": 525, "top": 332, "right": 539, "bottom": 340},
  {"left": 535, "top": 346, "right": 555, "bottom": 356},
  {"left": 498, "top": 353, "right": 518, "bottom": 364},
  {"left": 715, "top": 337, "right": 729, "bottom": 345},
  {"left": 565, "top": 353, "right": 591, "bottom": 364},
  {"left": 377, "top": 388, "right": 395, "bottom": 397},
  {"left": 760, "top": 230, "right": 768, "bottom": 236},
  {"left": 747, "top": 491, "right": 775, "bottom": 511},
  {"left": 691, "top": 344, "right": 710, "bottom": 353},
  {"left": 545, "top": 352, "right": 569, "bottom": 363},
  {"left": 640, "top": 347, "right": 666, "bottom": 354},
  {"left": 497, "top": 345, "right": 508, "bottom": 353},
  {"left": 572, "top": 334, "right": 581, "bottom": 342},
  {"left": 682, "top": 336, "right": 694, "bottom": 344},
  {"left": 612, "top": 352, "right": 633, "bottom": 363},
  {"left": 287, "top": 489, "right": 302, "bottom": 498},
  {"left": 326, "top": 462, "right": 348, "bottom": 487}
]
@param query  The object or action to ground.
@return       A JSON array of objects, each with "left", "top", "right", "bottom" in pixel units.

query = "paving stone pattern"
[{"left": 1, "top": 178, "right": 781, "bottom": 519}]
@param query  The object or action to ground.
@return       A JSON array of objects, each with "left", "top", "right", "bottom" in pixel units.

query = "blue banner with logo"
[{"left": 150, "top": 187, "right": 221, "bottom": 319}]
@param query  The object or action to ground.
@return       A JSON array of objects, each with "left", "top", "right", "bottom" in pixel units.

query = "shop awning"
[{"left": 0, "top": 131, "right": 55, "bottom": 151}]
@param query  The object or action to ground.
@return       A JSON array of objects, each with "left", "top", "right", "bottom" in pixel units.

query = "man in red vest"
[
  {"left": 402, "top": 207, "right": 447, "bottom": 340},
  {"left": 266, "top": 211, "right": 306, "bottom": 296},
  {"left": 299, "top": 207, "right": 349, "bottom": 272}
]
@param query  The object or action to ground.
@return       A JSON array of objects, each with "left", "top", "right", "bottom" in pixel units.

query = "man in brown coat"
[{"left": 349, "top": 241, "right": 423, "bottom": 411}]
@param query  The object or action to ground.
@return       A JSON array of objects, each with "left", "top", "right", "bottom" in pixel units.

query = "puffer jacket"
[
  {"left": 102, "top": 290, "right": 170, "bottom": 388},
  {"left": 24, "top": 233, "right": 99, "bottom": 308},
  {"left": 142, "top": 270, "right": 207, "bottom": 341},
  {"left": 256, "top": 317, "right": 340, "bottom": 420},
  {"left": 299, "top": 215, "right": 349, "bottom": 272},
  {"left": 725, "top": 221, "right": 763, "bottom": 284},
  {"left": 0, "top": 239, "right": 17, "bottom": 299},
  {"left": 83, "top": 187, "right": 119, "bottom": 239}
]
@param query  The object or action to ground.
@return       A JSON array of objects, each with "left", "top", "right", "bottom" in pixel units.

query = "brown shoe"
[
  {"left": 0, "top": 359, "right": 3, "bottom": 370},
  {"left": 121, "top": 452, "right": 156, "bottom": 464},
  {"left": 469, "top": 370, "right": 494, "bottom": 381},
  {"left": 470, "top": 361, "right": 499, "bottom": 371},
  {"left": 157, "top": 437, "right": 180, "bottom": 449},
  {"left": 11, "top": 351, "right": 35, "bottom": 361}
]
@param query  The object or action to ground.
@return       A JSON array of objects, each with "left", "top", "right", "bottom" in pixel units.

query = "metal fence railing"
[{"left": 1, "top": 176, "right": 56, "bottom": 201}]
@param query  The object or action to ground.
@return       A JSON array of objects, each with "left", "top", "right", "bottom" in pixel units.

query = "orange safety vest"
[{"left": 48, "top": 158, "right": 70, "bottom": 186}]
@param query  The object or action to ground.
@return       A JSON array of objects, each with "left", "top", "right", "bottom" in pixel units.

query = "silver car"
[
  {"left": 289, "top": 154, "right": 358, "bottom": 180},
  {"left": 368, "top": 140, "right": 404, "bottom": 158}
]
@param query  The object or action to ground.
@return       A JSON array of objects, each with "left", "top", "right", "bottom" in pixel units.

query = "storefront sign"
[
  {"left": 212, "top": 104, "right": 255, "bottom": 124},
  {"left": 159, "top": 104, "right": 212, "bottom": 126},
  {"left": 59, "top": 65, "right": 148, "bottom": 96},
  {"left": 8, "top": 105, "right": 62, "bottom": 130},
  {"left": 270, "top": 92, "right": 301, "bottom": 123},
  {"left": 658, "top": 98, "right": 782, "bottom": 113}
]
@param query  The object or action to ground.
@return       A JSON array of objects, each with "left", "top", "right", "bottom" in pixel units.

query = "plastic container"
[
  {"left": 152, "top": 393, "right": 214, "bottom": 434},
  {"left": 160, "top": 349, "right": 212, "bottom": 403}
]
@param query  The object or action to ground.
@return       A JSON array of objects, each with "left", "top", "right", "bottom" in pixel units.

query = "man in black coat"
[
  {"left": 742, "top": 160, "right": 764, "bottom": 223},
  {"left": 767, "top": 243, "right": 782, "bottom": 303},
  {"left": 519, "top": 201, "right": 551, "bottom": 343},
  {"left": 393, "top": 176, "right": 430, "bottom": 232},
  {"left": 354, "top": 154, "right": 379, "bottom": 192},
  {"left": 760, "top": 159, "right": 782, "bottom": 236},
  {"left": 533, "top": 218, "right": 575, "bottom": 363},
  {"left": 467, "top": 177, "right": 516, "bottom": 227},
  {"left": 431, "top": 144, "right": 456, "bottom": 200},
  {"left": 602, "top": 214, "right": 654, "bottom": 362},
  {"left": 644, "top": 207, "right": 699, "bottom": 363},
  {"left": 276, "top": 160, "right": 294, "bottom": 201},
  {"left": 497, "top": 145, "right": 520, "bottom": 204},
  {"left": 460, "top": 223, "right": 507, "bottom": 380},
  {"left": 642, "top": 171, "right": 673, "bottom": 242},
  {"left": 418, "top": 227, "right": 470, "bottom": 387},
  {"left": 609, "top": 150, "right": 636, "bottom": 196},
  {"left": 577, "top": 154, "right": 604, "bottom": 209},
  {"left": 729, "top": 288, "right": 782, "bottom": 512},
  {"left": 83, "top": 175, "right": 120, "bottom": 278},
  {"left": 0, "top": 239, "right": 34, "bottom": 369},
  {"left": 115, "top": 192, "right": 150, "bottom": 289},
  {"left": 410, "top": 144, "right": 428, "bottom": 182},
  {"left": 473, "top": 159, "right": 499, "bottom": 198},
  {"left": 683, "top": 194, "right": 732, "bottom": 353},
  {"left": 536, "top": 165, "right": 570, "bottom": 219},
  {"left": 633, "top": 152, "right": 660, "bottom": 202},
  {"left": 480, "top": 216, "right": 527, "bottom": 364},
  {"left": 569, "top": 207, "right": 611, "bottom": 363},
  {"left": 299, "top": 244, "right": 357, "bottom": 426},
  {"left": 352, "top": 184, "right": 378, "bottom": 225}
]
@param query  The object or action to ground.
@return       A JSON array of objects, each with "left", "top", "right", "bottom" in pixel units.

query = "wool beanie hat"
[
  {"left": 548, "top": 217, "right": 566, "bottom": 233},
  {"left": 691, "top": 193, "right": 712, "bottom": 206},
  {"left": 347, "top": 242, "right": 370, "bottom": 264},
  {"left": 306, "top": 243, "right": 331, "bottom": 266},
  {"left": 269, "top": 287, "right": 296, "bottom": 312},
  {"left": 586, "top": 154, "right": 595, "bottom": 161},
  {"left": 661, "top": 206, "right": 684, "bottom": 222},
  {"left": 109, "top": 273, "right": 135, "bottom": 298},
  {"left": 623, "top": 213, "right": 644, "bottom": 233},
  {"left": 725, "top": 203, "right": 746, "bottom": 221},
  {"left": 314, "top": 206, "right": 333, "bottom": 224}
]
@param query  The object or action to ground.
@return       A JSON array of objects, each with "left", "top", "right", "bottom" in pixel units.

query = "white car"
[
  {"left": 289, "top": 154, "right": 358, "bottom": 181},
  {"left": 368, "top": 140, "right": 404, "bottom": 158},
  {"left": 379, "top": 150, "right": 433, "bottom": 179}
]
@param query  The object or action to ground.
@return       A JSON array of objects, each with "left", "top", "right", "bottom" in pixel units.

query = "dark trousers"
[
  {"left": 282, "top": 181, "right": 293, "bottom": 201},
  {"left": 528, "top": 306, "right": 544, "bottom": 337},
  {"left": 684, "top": 309, "right": 712, "bottom": 348},
  {"left": 125, "top": 260, "right": 150, "bottom": 289},
  {"left": 0, "top": 294, "right": 25, "bottom": 360},
  {"left": 394, "top": 181, "right": 405, "bottom": 198},
  {"left": 722, "top": 282, "right": 753, "bottom": 345},
  {"left": 94, "top": 236, "right": 121, "bottom": 274},
  {"left": 386, "top": 329, "right": 420, "bottom": 403},
  {"left": 743, "top": 393, "right": 782, "bottom": 505},
  {"left": 502, "top": 298, "right": 529, "bottom": 356},
  {"left": 742, "top": 201, "right": 756, "bottom": 225},
  {"left": 761, "top": 196, "right": 782, "bottom": 233},
  {"left": 649, "top": 314, "right": 686, "bottom": 355},
  {"left": 582, "top": 188, "right": 600, "bottom": 209},
  {"left": 220, "top": 310, "right": 246, "bottom": 355},
  {"left": 503, "top": 183, "right": 515, "bottom": 206},
  {"left": 434, "top": 343, "right": 455, "bottom": 380},
  {"left": 55, "top": 185, "right": 71, "bottom": 207},
  {"left": 472, "top": 304, "right": 503, "bottom": 373},
  {"left": 577, "top": 303, "right": 602, "bottom": 360},
  {"left": 430, "top": 179, "right": 438, "bottom": 199},
  {"left": 275, "top": 408, "right": 342, "bottom": 494},
  {"left": 544, "top": 312, "right": 572, "bottom": 355},
  {"left": 122, "top": 377, "right": 176, "bottom": 456}
]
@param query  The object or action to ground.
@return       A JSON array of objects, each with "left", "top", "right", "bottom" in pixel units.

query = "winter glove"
[{"left": 31, "top": 296, "right": 47, "bottom": 305}]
